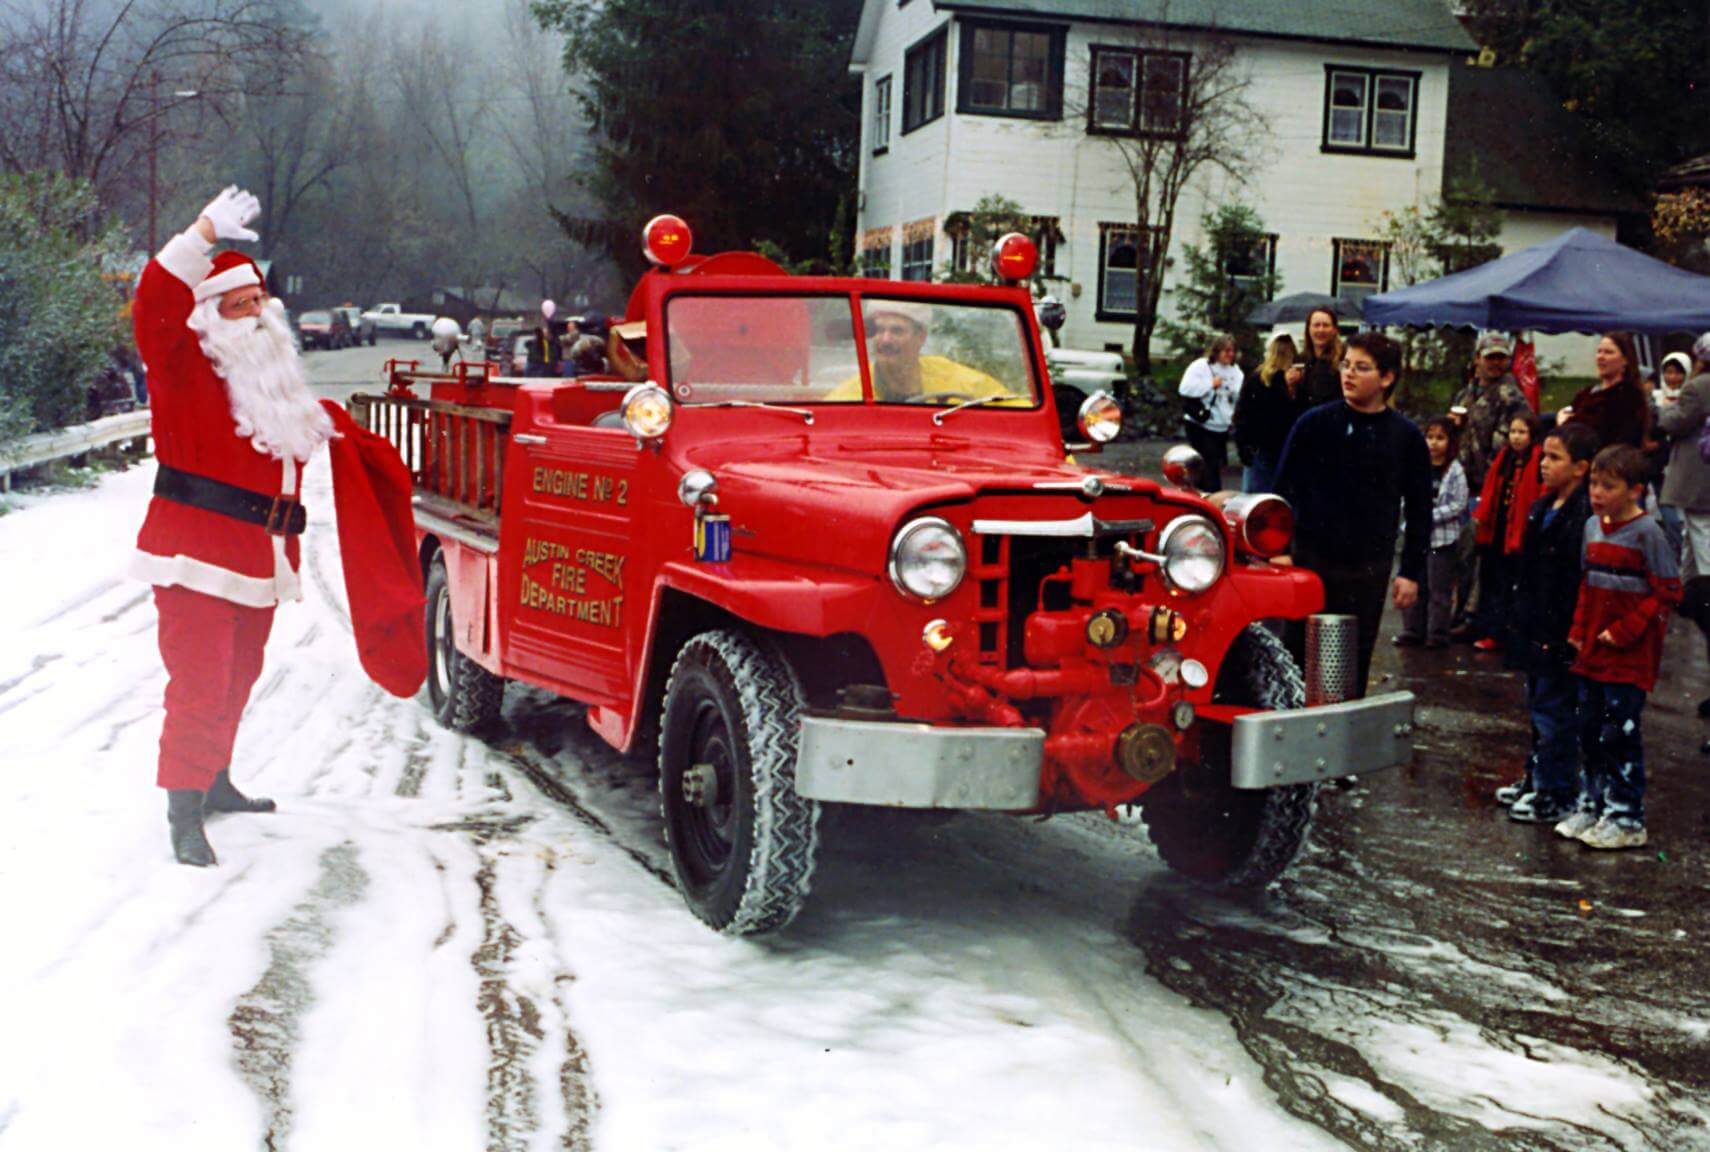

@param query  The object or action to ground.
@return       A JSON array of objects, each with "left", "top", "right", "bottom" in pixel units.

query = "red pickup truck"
[{"left": 350, "top": 220, "right": 1414, "bottom": 935}]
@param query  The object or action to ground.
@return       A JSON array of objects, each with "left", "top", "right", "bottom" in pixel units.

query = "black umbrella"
[{"left": 1246, "top": 292, "right": 1363, "bottom": 326}]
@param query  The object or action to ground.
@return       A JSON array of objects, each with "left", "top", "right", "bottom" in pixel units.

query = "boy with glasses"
[{"left": 1274, "top": 332, "right": 1432, "bottom": 696}]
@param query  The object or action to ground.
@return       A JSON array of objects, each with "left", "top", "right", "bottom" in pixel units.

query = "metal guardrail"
[{"left": 0, "top": 410, "right": 153, "bottom": 492}]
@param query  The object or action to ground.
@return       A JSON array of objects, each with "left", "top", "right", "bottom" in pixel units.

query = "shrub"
[{"left": 0, "top": 172, "right": 128, "bottom": 445}]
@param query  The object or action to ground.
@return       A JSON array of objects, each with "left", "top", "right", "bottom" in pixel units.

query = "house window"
[
  {"left": 1098, "top": 224, "right": 1153, "bottom": 320},
  {"left": 1226, "top": 233, "right": 1277, "bottom": 294},
  {"left": 859, "top": 227, "right": 895, "bottom": 279},
  {"left": 1322, "top": 66, "right": 1417, "bottom": 156},
  {"left": 949, "top": 216, "right": 1060, "bottom": 278},
  {"left": 860, "top": 246, "right": 893, "bottom": 279},
  {"left": 901, "top": 235, "right": 935, "bottom": 281},
  {"left": 958, "top": 22, "right": 1065, "bottom": 119},
  {"left": 903, "top": 27, "right": 948, "bottom": 134},
  {"left": 872, "top": 75, "right": 892, "bottom": 153},
  {"left": 1089, "top": 47, "right": 1187, "bottom": 136},
  {"left": 1332, "top": 238, "right": 1389, "bottom": 302}
]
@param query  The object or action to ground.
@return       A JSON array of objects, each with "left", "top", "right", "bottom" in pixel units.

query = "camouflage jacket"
[{"left": 1451, "top": 373, "right": 1531, "bottom": 491}]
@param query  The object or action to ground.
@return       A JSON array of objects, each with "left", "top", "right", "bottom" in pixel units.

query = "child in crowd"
[
  {"left": 1470, "top": 413, "right": 1543, "bottom": 651},
  {"left": 1556, "top": 444, "right": 1682, "bottom": 849},
  {"left": 1397, "top": 416, "right": 1467, "bottom": 648},
  {"left": 1498, "top": 422, "right": 1596, "bottom": 821}
]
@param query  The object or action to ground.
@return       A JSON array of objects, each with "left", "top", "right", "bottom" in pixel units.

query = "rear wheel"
[
  {"left": 658, "top": 630, "right": 819, "bottom": 934},
  {"left": 412, "top": 321, "right": 427, "bottom": 340},
  {"left": 424, "top": 553, "right": 505, "bottom": 732},
  {"left": 1141, "top": 625, "right": 1316, "bottom": 887}
]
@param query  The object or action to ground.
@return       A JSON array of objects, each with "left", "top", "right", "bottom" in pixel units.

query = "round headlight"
[
  {"left": 889, "top": 517, "right": 966, "bottom": 601},
  {"left": 622, "top": 382, "right": 673, "bottom": 440},
  {"left": 1157, "top": 515, "right": 1225, "bottom": 595},
  {"left": 1077, "top": 391, "right": 1123, "bottom": 444}
]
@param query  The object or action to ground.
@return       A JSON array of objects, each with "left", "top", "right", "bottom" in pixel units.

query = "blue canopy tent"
[{"left": 1362, "top": 228, "right": 1710, "bottom": 335}]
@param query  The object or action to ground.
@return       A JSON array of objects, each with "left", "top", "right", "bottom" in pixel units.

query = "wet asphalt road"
[
  {"left": 307, "top": 350, "right": 1710, "bottom": 1147},
  {"left": 1098, "top": 438, "right": 1710, "bottom": 1150}
]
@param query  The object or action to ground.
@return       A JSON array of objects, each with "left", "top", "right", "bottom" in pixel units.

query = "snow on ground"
[{"left": 0, "top": 454, "right": 1685, "bottom": 1151}]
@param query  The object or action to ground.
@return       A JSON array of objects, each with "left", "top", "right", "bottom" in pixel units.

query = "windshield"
[
  {"left": 300, "top": 311, "right": 331, "bottom": 323},
  {"left": 663, "top": 294, "right": 1038, "bottom": 407}
]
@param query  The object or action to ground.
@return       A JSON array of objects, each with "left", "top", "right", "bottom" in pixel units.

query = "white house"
[{"left": 849, "top": 0, "right": 1492, "bottom": 356}]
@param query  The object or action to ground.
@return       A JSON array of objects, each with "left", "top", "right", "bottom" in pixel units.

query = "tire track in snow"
[
  {"left": 472, "top": 853, "right": 545, "bottom": 1152},
  {"left": 503, "top": 744, "right": 675, "bottom": 889},
  {"left": 227, "top": 841, "right": 368, "bottom": 1150}
]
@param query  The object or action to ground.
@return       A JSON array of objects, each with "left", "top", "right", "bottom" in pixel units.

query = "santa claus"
[{"left": 132, "top": 186, "right": 422, "bottom": 867}]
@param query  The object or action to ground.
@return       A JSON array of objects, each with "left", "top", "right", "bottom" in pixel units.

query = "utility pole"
[
  {"left": 145, "top": 75, "right": 199, "bottom": 254},
  {"left": 147, "top": 70, "right": 159, "bottom": 253}
]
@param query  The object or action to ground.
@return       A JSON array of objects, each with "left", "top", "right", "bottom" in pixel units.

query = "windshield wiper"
[
  {"left": 691, "top": 399, "right": 814, "bottom": 424},
  {"left": 932, "top": 394, "right": 1020, "bottom": 425}
]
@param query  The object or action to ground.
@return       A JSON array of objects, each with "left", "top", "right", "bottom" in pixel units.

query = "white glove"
[{"left": 200, "top": 186, "right": 261, "bottom": 243}]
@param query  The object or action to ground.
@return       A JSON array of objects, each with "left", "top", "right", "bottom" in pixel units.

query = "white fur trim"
[
  {"left": 158, "top": 230, "right": 213, "bottom": 289},
  {"left": 129, "top": 550, "right": 293, "bottom": 608},
  {"left": 194, "top": 262, "right": 262, "bottom": 303},
  {"left": 131, "top": 458, "right": 306, "bottom": 607}
]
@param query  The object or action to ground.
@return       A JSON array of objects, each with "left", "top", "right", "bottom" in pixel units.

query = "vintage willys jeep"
[{"left": 352, "top": 219, "right": 1414, "bottom": 934}]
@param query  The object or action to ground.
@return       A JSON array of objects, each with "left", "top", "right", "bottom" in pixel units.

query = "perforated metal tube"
[{"left": 1305, "top": 613, "right": 1358, "bottom": 706}]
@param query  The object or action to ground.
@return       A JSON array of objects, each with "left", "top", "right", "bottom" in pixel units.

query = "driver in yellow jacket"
[{"left": 828, "top": 300, "right": 1013, "bottom": 401}]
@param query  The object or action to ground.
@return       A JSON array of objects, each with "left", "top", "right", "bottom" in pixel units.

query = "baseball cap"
[{"left": 1475, "top": 331, "right": 1513, "bottom": 357}]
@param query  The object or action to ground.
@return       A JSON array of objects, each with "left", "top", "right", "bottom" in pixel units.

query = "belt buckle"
[{"left": 263, "top": 495, "right": 297, "bottom": 535}]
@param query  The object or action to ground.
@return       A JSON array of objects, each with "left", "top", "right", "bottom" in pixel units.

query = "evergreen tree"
[
  {"left": 1158, "top": 204, "right": 1278, "bottom": 364},
  {"left": 532, "top": 0, "right": 861, "bottom": 281},
  {"left": 0, "top": 173, "right": 127, "bottom": 442}
]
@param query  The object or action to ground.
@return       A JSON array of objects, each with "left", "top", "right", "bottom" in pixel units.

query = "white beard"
[{"left": 187, "top": 296, "right": 334, "bottom": 462}]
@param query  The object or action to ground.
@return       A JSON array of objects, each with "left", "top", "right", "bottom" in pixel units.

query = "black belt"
[{"left": 154, "top": 465, "right": 306, "bottom": 535}]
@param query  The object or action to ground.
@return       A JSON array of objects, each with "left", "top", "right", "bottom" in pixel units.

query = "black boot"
[
  {"left": 205, "top": 769, "right": 276, "bottom": 814},
  {"left": 167, "top": 790, "right": 217, "bottom": 867}
]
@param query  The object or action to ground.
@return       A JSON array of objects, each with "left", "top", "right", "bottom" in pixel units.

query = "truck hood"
[{"left": 702, "top": 444, "right": 1167, "bottom": 575}]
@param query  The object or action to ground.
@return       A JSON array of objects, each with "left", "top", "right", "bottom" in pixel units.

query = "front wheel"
[
  {"left": 424, "top": 553, "right": 505, "bottom": 732},
  {"left": 412, "top": 322, "right": 427, "bottom": 340},
  {"left": 1141, "top": 625, "right": 1316, "bottom": 887},
  {"left": 658, "top": 630, "right": 819, "bottom": 934}
]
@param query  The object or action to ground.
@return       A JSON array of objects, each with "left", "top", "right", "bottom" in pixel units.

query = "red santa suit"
[
  {"left": 133, "top": 230, "right": 428, "bottom": 793},
  {"left": 131, "top": 235, "right": 322, "bottom": 791}
]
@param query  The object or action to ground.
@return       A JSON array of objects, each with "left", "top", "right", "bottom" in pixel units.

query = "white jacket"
[{"left": 1178, "top": 357, "right": 1242, "bottom": 432}]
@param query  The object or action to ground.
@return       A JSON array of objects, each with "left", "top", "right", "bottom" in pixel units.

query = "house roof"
[
  {"left": 850, "top": 0, "right": 1474, "bottom": 66},
  {"left": 1659, "top": 153, "right": 1710, "bottom": 191},
  {"left": 1443, "top": 61, "right": 1642, "bottom": 217}
]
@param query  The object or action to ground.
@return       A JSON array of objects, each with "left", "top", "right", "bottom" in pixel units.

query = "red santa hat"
[{"left": 193, "top": 250, "right": 264, "bottom": 303}]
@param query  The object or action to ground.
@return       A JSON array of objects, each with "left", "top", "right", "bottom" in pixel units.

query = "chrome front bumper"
[
  {"left": 794, "top": 690, "right": 1415, "bottom": 808},
  {"left": 795, "top": 716, "right": 1043, "bottom": 809},
  {"left": 1230, "top": 690, "right": 1416, "bottom": 789}
]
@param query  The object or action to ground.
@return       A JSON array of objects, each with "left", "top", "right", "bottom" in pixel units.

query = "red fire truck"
[{"left": 350, "top": 217, "right": 1415, "bottom": 935}]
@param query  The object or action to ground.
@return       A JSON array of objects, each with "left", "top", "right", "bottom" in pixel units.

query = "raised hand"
[{"left": 199, "top": 186, "right": 261, "bottom": 244}]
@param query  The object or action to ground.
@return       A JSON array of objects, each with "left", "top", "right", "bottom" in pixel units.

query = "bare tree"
[
  {"left": 1064, "top": 17, "right": 1268, "bottom": 371},
  {"left": 236, "top": 41, "right": 356, "bottom": 259},
  {"left": 486, "top": 0, "right": 611, "bottom": 305},
  {"left": 0, "top": 0, "right": 309, "bottom": 217},
  {"left": 389, "top": 20, "right": 491, "bottom": 293}
]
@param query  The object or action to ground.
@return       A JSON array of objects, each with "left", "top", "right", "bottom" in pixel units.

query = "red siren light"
[
  {"left": 643, "top": 214, "right": 693, "bottom": 267},
  {"left": 991, "top": 232, "right": 1038, "bottom": 282}
]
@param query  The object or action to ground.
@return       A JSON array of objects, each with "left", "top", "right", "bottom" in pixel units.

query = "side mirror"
[{"left": 1036, "top": 296, "right": 1066, "bottom": 333}]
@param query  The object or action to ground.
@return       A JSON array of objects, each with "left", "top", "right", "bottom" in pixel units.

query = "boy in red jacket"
[{"left": 1557, "top": 445, "right": 1682, "bottom": 849}]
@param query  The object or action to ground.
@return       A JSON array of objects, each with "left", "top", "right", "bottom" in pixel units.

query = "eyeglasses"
[{"left": 1338, "top": 359, "right": 1380, "bottom": 375}]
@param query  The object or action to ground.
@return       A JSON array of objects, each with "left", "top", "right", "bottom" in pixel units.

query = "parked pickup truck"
[
  {"left": 346, "top": 217, "right": 1415, "bottom": 936},
  {"left": 361, "top": 302, "right": 437, "bottom": 340}
]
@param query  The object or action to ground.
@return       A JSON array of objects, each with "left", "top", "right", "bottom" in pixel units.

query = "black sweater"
[
  {"left": 1510, "top": 484, "right": 1592, "bottom": 669},
  {"left": 1275, "top": 401, "right": 1433, "bottom": 581},
  {"left": 1232, "top": 370, "right": 1302, "bottom": 461}
]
